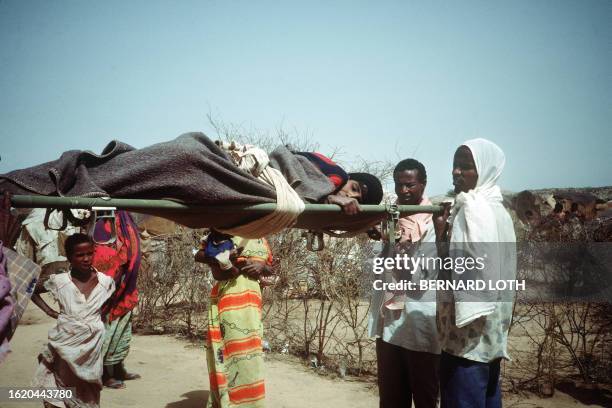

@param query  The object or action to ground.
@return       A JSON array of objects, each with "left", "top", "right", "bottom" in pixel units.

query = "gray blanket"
[{"left": 0, "top": 132, "right": 335, "bottom": 205}]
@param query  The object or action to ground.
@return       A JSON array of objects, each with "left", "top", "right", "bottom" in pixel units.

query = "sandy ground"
[
  {"left": 1, "top": 301, "right": 606, "bottom": 408},
  {"left": 0, "top": 302, "right": 379, "bottom": 408}
]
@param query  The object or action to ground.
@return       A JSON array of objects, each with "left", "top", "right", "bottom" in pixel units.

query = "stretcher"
[{"left": 10, "top": 195, "right": 441, "bottom": 250}]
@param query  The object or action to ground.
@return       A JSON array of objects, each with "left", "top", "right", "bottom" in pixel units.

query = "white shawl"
[{"left": 448, "top": 138, "right": 516, "bottom": 327}]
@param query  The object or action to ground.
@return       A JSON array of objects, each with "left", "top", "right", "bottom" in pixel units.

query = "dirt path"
[
  {"left": 0, "top": 303, "right": 604, "bottom": 408},
  {"left": 0, "top": 304, "right": 378, "bottom": 408}
]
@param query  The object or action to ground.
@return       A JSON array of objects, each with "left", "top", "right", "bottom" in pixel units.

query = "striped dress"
[{"left": 206, "top": 237, "right": 272, "bottom": 407}]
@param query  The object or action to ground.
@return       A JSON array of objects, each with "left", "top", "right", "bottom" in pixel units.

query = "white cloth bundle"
[{"left": 216, "top": 141, "right": 305, "bottom": 238}]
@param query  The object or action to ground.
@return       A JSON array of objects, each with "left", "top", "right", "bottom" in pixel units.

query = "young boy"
[{"left": 31, "top": 233, "right": 115, "bottom": 408}]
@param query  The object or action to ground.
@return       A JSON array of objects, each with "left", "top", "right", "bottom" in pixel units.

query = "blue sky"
[{"left": 1, "top": 0, "right": 610, "bottom": 195}]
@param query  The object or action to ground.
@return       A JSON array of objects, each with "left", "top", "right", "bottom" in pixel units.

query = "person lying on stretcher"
[
  {"left": 0, "top": 133, "right": 384, "bottom": 223},
  {"left": 295, "top": 151, "right": 383, "bottom": 214}
]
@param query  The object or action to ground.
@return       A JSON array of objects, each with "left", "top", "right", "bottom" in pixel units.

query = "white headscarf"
[
  {"left": 447, "top": 138, "right": 516, "bottom": 327},
  {"left": 448, "top": 138, "right": 511, "bottom": 243}
]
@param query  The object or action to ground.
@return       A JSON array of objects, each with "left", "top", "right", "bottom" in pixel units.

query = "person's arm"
[
  {"left": 209, "top": 263, "right": 240, "bottom": 281},
  {"left": 433, "top": 202, "right": 452, "bottom": 258},
  {"left": 195, "top": 249, "right": 240, "bottom": 281},
  {"left": 194, "top": 249, "right": 208, "bottom": 264},
  {"left": 325, "top": 194, "right": 361, "bottom": 215},
  {"left": 237, "top": 259, "right": 274, "bottom": 280},
  {"left": 30, "top": 291, "right": 59, "bottom": 319}
]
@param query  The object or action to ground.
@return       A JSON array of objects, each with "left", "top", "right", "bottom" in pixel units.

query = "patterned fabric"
[
  {"left": 206, "top": 238, "right": 271, "bottom": 408},
  {"left": 92, "top": 211, "right": 141, "bottom": 322},
  {"left": 436, "top": 299, "right": 513, "bottom": 363},
  {"left": 0, "top": 243, "right": 14, "bottom": 362},
  {"left": 101, "top": 310, "right": 133, "bottom": 366},
  {"left": 232, "top": 237, "right": 273, "bottom": 265},
  {"left": 0, "top": 246, "right": 41, "bottom": 363},
  {"left": 295, "top": 152, "right": 348, "bottom": 190},
  {"left": 5, "top": 247, "right": 41, "bottom": 331}
]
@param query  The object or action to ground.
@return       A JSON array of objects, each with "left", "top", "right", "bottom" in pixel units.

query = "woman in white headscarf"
[{"left": 434, "top": 138, "right": 516, "bottom": 408}]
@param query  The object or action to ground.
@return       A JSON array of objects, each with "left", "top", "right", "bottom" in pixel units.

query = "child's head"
[
  {"left": 65, "top": 233, "right": 94, "bottom": 273},
  {"left": 201, "top": 230, "right": 236, "bottom": 270},
  {"left": 343, "top": 172, "right": 384, "bottom": 205}
]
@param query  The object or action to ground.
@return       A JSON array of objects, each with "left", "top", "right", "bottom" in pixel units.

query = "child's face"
[
  {"left": 68, "top": 242, "right": 94, "bottom": 273},
  {"left": 338, "top": 179, "right": 365, "bottom": 203}
]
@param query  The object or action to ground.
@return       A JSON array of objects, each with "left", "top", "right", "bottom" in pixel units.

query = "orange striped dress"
[{"left": 206, "top": 237, "right": 271, "bottom": 408}]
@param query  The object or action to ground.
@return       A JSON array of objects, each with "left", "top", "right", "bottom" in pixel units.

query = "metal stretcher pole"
[
  {"left": 10, "top": 195, "right": 441, "bottom": 216},
  {"left": 10, "top": 194, "right": 443, "bottom": 250}
]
